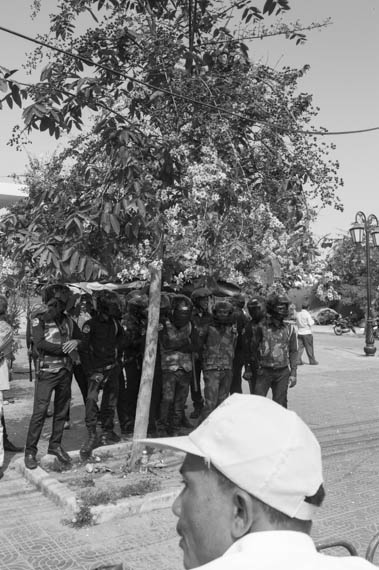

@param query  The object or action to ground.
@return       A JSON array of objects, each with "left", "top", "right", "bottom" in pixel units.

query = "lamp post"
[{"left": 349, "top": 211, "right": 379, "bottom": 356}]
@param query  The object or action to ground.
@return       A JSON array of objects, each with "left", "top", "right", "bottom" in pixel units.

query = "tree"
[
  {"left": 322, "top": 236, "right": 379, "bottom": 312},
  {"left": 0, "top": 0, "right": 342, "bottom": 461}
]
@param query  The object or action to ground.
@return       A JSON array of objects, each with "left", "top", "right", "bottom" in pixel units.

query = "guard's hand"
[
  {"left": 62, "top": 340, "right": 79, "bottom": 354},
  {"left": 243, "top": 367, "right": 253, "bottom": 381},
  {"left": 289, "top": 375, "right": 297, "bottom": 388}
]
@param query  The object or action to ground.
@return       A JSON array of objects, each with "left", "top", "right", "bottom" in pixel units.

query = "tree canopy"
[{"left": 0, "top": 0, "right": 342, "bottom": 291}]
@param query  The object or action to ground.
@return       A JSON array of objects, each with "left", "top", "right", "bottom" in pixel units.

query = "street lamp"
[{"left": 349, "top": 211, "right": 379, "bottom": 356}]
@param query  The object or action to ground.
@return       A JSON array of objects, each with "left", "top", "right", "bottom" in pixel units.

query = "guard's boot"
[
  {"left": 190, "top": 406, "right": 203, "bottom": 419},
  {"left": 80, "top": 431, "right": 97, "bottom": 461}
]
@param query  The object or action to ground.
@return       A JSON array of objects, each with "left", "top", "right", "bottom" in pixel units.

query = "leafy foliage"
[{"left": 0, "top": 0, "right": 342, "bottom": 290}]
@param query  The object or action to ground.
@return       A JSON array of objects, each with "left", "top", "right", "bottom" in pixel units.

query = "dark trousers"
[
  {"left": 118, "top": 357, "right": 162, "bottom": 433},
  {"left": 297, "top": 334, "right": 317, "bottom": 364},
  {"left": 66, "top": 363, "right": 88, "bottom": 421},
  {"left": 0, "top": 414, "right": 6, "bottom": 439},
  {"left": 85, "top": 365, "right": 119, "bottom": 433},
  {"left": 230, "top": 351, "right": 244, "bottom": 394},
  {"left": 25, "top": 368, "right": 72, "bottom": 454},
  {"left": 202, "top": 369, "right": 233, "bottom": 419},
  {"left": 118, "top": 358, "right": 142, "bottom": 429},
  {"left": 159, "top": 369, "right": 191, "bottom": 430},
  {"left": 254, "top": 366, "right": 290, "bottom": 408},
  {"left": 190, "top": 358, "right": 203, "bottom": 410}
]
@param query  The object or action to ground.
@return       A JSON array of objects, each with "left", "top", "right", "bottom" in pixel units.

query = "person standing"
[
  {"left": 0, "top": 295, "right": 23, "bottom": 479},
  {"left": 229, "top": 294, "right": 248, "bottom": 394},
  {"left": 253, "top": 293, "right": 298, "bottom": 409},
  {"left": 80, "top": 291, "right": 125, "bottom": 460},
  {"left": 201, "top": 301, "right": 237, "bottom": 420},
  {"left": 24, "top": 285, "right": 82, "bottom": 470},
  {"left": 242, "top": 297, "right": 265, "bottom": 394},
  {"left": 158, "top": 295, "right": 194, "bottom": 436},
  {"left": 296, "top": 302, "right": 318, "bottom": 365},
  {"left": 190, "top": 288, "right": 212, "bottom": 419}
]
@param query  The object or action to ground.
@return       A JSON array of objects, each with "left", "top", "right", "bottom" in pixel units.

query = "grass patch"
[{"left": 78, "top": 477, "right": 160, "bottom": 506}]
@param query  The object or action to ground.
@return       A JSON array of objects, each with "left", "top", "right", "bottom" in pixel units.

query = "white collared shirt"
[
  {"left": 196, "top": 531, "right": 375, "bottom": 569},
  {"left": 295, "top": 309, "right": 314, "bottom": 336}
]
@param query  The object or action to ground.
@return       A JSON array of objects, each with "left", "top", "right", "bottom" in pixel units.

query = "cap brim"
[{"left": 138, "top": 435, "right": 205, "bottom": 457}]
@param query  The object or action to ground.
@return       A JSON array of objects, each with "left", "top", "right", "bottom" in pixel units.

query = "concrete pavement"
[{"left": 1, "top": 329, "right": 379, "bottom": 568}]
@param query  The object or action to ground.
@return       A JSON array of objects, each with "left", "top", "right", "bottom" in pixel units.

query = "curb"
[
  {"left": 14, "top": 457, "right": 78, "bottom": 514},
  {"left": 14, "top": 442, "right": 181, "bottom": 524}
]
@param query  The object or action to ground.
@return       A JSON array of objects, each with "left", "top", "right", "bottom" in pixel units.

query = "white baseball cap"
[{"left": 141, "top": 394, "right": 323, "bottom": 520}]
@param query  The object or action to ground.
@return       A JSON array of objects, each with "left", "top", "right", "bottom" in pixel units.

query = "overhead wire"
[{"left": 0, "top": 25, "right": 378, "bottom": 137}]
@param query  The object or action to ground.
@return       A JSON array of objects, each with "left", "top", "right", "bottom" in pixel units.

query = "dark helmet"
[
  {"left": 213, "top": 300, "right": 235, "bottom": 325},
  {"left": 229, "top": 294, "right": 245, "bottom": 309},
  {"left": 247, "top": 297, "right": 265, "bottom": 323},
  {"left": 42, "top": 284, "right": 71, "bottom": 306},
  {"left": 42, "top": 284, "right": 71, "bottom": 315},
  {"left": 171, "top": 294, "right": 193, "bottom": 328},
  {"left": 97, "top": 290, "right": 121, "bottom": 318},
  {"left": 266, "top": 293, "right": 290, "bottom": 320},
  {"left": 191, "top": 287, "right": 211, "bottom": 302},
  {"left": 126, "top": 291, "right": 149, "bottom": 316}
]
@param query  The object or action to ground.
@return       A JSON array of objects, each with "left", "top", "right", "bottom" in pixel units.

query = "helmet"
[
  {"left": 266, "top": 293, "right": 290, "bottom": 320},
  {"left": 213, "top": 301, "right": 235, "bottom": 325},
  {"left": 171, "top": 294, "right": 193, "bottom": 328},
  {"left": 191, "top": 287, "right": 211, "bottom": 301},
  {"left": 126, "top": 291, "right": 149, "bottom": 316},
  {"left": 42, "top": 284, "right": 71, "bottom": 307},
  {"left": 229, "top": 294, "right": 245, "bottom": 309},
  {"left": 97, "top": 291, "right": 121, "bottom": 319},
  {"left": 247, "top": 297, "right": 265, "bottom": 323}
]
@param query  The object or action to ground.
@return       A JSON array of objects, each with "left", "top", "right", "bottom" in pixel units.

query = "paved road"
[{"left": 1, "top": 328, "right": 379, "bottom": 569}]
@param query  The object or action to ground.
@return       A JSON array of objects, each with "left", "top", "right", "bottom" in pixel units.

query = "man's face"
[
  {"left": 172, "top": 454, "right": 234, "bottom": 569},
  {"left": 197, "top": 297, "right": 209, "bottom": 312},
  {"left": 274, "top": 302, "right": 288, "bottom": 320}
]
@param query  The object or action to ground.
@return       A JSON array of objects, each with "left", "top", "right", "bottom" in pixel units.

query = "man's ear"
[{"left": 230, "top": 489, "right": 256, "bottom": 539}]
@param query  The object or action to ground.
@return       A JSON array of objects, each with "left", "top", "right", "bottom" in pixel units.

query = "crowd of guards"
[{"left": 22, "top": 283, "right": 298, "bottom": 470}]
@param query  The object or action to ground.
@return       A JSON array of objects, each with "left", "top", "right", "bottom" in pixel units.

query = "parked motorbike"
[{"left": 333, "top": 315, "right": 357, "bottom": 336}]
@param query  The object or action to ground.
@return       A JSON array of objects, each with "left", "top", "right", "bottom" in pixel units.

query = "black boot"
[{"left": 80, "top": 431, "right": 97, "bottom": 461}]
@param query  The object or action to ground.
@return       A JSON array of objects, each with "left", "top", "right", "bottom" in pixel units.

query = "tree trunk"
[{"left": 129, "top": 262, "right": 162, "bottom": 470}]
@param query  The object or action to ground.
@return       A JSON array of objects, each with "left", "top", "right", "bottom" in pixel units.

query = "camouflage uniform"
[
  {"left": 253, "top": 315, "right": 298, "bottom": 408},
  {"left": 201, "top": 308, "right": 237, "bottom": 419},
  {"left": 159, "top": 319, "right": 193, "bottom": 433},
  {"left": 190, "top": 304, "right": 212, "bottom": 413}
]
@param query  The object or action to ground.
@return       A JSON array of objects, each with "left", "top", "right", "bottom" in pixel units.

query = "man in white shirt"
[
  {"left": 141, "top": 394, "right": 375, "bottom": 569},
  {"left": 295, "top": 302, "right": 318, "bottom": 365}
]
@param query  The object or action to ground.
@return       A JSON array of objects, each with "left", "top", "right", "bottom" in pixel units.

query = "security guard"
[
  {"left": 80, "top": 291, "right": 125, "bottom": 460},
  {"left": 252, "top": 293, "right": 298, "bottom": 408},
  {"left": 201, "top": 301, "right": 237, "bottom": 420},
  {"left": 190, "top": 288, "right": 212, "bottom": 419},
  {"left": 24, "top": 285, "right": 82, "bottom": 470}
]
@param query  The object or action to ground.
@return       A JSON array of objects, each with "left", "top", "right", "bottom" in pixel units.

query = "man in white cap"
[{"left": 141, "top": 394, "right": 374, "bottom": 569}]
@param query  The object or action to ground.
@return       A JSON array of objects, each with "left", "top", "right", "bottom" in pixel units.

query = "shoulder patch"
[
  {"left": 82, "top": 324, "right": 91, "bottom": 334},
  {"left": 32, "top": 318, "right": 40, "bottom": 327}
]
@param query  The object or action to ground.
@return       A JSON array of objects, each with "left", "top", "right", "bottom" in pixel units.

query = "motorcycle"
[{"left": 333, "top": 315, "right": 357, "bottom": 336}]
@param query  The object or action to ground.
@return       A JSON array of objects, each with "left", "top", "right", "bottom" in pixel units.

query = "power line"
[
  {"left": 0, "top": 25, "right": 378, "bottom": 138},
  {"left": 0, "top": 25, "right": 251, "bottom": 122}
]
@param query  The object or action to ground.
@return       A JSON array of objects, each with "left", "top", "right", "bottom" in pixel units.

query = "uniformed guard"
[
  {"left": 189, "top": 288, "right": 212, "bottom": 419},
  {"left": 80, "top": 291, "right": 125, "bottom": 460},
  {"left": 158, "top": 294, "right": 194, "bottom": 436},
  {"left": 229, "top": 293, "right": 248, "bottom": 394},
  {"left": 242, "top": 297, "right": 266, "bottom": 394},
  {"left": 117, "top": 291, "right": 148, "bottom": 437},
  {"left": 24, "top": 285, "right": 82, "bottom": 470},
  {"left": 252, "top": 293, "right": 298, "bottom": 408},
  {"left": 200, "top": 301, "right": 237, "bottom": 420}
]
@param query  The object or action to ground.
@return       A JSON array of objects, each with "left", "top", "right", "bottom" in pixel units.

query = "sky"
[{"left": 0, "top": 0, "right": 378, "bottom": 240}]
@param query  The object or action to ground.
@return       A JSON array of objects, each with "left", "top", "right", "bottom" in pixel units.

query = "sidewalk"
[{"left": 1, "top": 330, "right": 379, "bottom": 569}]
